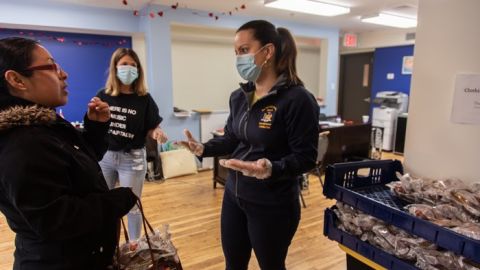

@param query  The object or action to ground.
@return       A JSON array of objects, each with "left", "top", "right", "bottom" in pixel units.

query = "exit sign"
[{"left": 343, "top": 33, "right": 357, "bottom": 47}]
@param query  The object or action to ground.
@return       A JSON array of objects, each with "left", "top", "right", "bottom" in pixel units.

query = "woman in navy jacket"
[
  {"left": 0, "top": 37, "right": 137, "bottom": 269},
  {"left": 182, "top": 20, "right": 319, "bottom": 270}
]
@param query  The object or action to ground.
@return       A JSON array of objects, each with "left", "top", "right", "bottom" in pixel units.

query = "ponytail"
[{"left": 275, "top": 28, "right": 303, "bottom": 86}]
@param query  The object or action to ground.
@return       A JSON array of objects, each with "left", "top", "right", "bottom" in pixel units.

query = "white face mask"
[
  {"left": 116, "top": 65, "right": 138, "bottom": 85},
  {"left": 235, "top": 45, "right": 268, "bottom": 82}
]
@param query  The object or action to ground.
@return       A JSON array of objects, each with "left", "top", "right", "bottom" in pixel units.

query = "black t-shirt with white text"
[{"left": 97, "top": 89, "right": 162, "bottom": 151}]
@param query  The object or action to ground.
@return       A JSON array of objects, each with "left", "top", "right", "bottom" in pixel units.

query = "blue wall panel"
[
  {"left": 371, "top": 45, "right": 414, "bottom": 109},
  {"left": 0, "top": 28, "right": 131, "bottom": 121}
]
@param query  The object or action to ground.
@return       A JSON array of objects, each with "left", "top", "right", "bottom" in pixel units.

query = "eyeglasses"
[{"left": 24, "top": 62, "right": 64, "bottom": 76}]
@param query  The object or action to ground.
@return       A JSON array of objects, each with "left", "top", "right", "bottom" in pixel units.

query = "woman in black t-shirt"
[{"left": 98, "top": 48, "right": 167, "bottom": 242}]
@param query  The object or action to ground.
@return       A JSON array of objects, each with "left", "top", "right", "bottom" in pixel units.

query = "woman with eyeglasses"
[
  {"left": 180, "top": 20, "right": 319, "bottom": 269},
  {"left": 96, "top": 48, "right": 167, "bottom": 243},
  {"left": 0, "top": 37, "right": 137, "bottom": 269}
]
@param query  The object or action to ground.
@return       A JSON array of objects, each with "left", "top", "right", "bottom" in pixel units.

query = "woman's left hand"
[
  {"left": 87, "top": 97, "right": 110, "bottom": 122},
  {"left": 219, "top": 158, "right": 272, "bottom": 179},
  {"left": 150, "top": 127, "right": 168, "bottom": 144}
]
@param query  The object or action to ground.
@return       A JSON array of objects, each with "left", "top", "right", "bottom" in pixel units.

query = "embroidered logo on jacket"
[{"left": 259, "top": 105, "right": 276, "bottom": 129}]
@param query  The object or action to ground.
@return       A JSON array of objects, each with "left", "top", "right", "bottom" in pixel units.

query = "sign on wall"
[
  {"left": 451, "top": 74, "right": 480, "bottom": 124},
  {"left": 343, "top": 33, "right": 357, "bottom": 48},
  {"left": 402, "top": 56, "right": 414, "bottom": 74}
]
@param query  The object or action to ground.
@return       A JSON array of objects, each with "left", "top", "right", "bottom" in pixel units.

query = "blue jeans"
[
  {"left": 221, "top": 188, "right": 300, "bottom": 270},
  {"left": 99, "top": 148, "right": 147, "bottom": 240}
]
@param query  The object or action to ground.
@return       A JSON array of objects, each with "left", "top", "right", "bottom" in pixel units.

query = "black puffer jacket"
[
  {"left": 0, "top": 93, "right": 137, "bottom": 270},
  {"left": 203, "top": 78, "right": 319, "bottom": 204}
]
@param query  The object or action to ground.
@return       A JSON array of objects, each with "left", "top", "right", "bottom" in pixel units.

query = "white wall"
[
  {"left": 358, "top": 29, "right": 415, "bottom": 49},
  {"left": 0, "top": 0, "right": 138, "bottom": 34},
  {"left": 171, "top": 24, "right": 322, "bottom": 111},
  {"left": 172, "top": 40, "right": 239, "bottom": 111},
  {"left": 297, "top": 46, "right": 321, "bottom": 98},
  {"left": 404, "top": 0, "right": 480, "bottom": 183},
  {"left": 171, "top": 25, "right": 241, "bottom": 111}
]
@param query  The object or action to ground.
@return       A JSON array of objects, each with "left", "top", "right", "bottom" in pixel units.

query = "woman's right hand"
[
  {"left": 87, "top": 97, "right": 110, "bottom": 122},
  {"left": 178, "top": 129, "right": 204, "bottom": 156}
]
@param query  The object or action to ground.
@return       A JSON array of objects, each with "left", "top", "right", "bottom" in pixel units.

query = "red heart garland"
[{"left": 124, "top": 2, "right": 246, "bottom": 20}]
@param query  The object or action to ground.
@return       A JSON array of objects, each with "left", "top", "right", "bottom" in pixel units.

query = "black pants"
[{"left": 221, "top": 188, "right": 300, "bottom": 270}]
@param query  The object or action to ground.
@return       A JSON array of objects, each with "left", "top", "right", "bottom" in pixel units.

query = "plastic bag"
[
  {"left": 451, "top": 223, "right": 480, "bottom": 241},
  {"left": 116, "top": 227, "right": 182, "bottom": 270},
  {"left": 113, "top": 201, "right": 183, "bottom": 270}
]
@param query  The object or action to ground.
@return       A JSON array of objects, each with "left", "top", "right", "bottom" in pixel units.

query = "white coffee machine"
[{"left": 372, "top": 91, "right": 409, "bottom": 151}]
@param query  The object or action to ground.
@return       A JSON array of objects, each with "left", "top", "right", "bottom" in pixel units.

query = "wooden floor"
[{"left": 0, "top": 153, "right": 402, "bottom": 269}]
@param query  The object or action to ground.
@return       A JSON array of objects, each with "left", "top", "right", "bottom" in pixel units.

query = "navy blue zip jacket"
[{"left": 203, "top": 77, "right": 319, "bottom": 204}]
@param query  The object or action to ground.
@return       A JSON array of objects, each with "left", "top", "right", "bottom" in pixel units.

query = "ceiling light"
[
  {"left": 264, "top": 0, "right": 350, "bottom": 17},
  {"left": 361, "top": 13, "right": 417, "bottom": 28}
]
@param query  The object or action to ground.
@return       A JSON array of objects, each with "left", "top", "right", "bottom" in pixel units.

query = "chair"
[
  {"left": 145, "top": 136, "right": 163, "bottom": 181},
  {"left": 298, "top": 131, "right": 330, "bottom": 208},
  {"left": 313, "top": 131, "right": 330, "bottom": 187},
  {"left": 370, "top": 126, "right": 384, "bottom": 160}
]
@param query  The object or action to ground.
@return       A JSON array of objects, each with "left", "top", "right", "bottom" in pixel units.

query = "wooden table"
[{"left": 320, "top": 123, "right": 372, "bottom": 166}]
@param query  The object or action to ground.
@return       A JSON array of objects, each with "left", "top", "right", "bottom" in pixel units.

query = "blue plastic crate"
[
  {"left": 323, "top": 207, "right": 418, "bottom": 270},
  {"left": 323, "top": 159, "right": 480, "bottom": 264}
]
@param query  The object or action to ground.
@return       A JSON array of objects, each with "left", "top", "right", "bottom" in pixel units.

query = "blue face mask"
[
  {"left": 116, "top": 65, "right": 138, "bottom": 85},
  {"left": 235, "top": 46, "right": 267, "bottom": 82}
]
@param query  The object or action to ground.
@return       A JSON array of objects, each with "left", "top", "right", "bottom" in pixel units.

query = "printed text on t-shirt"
[{"left": 108, "top": 105, "right": 137, "bottom": 139}]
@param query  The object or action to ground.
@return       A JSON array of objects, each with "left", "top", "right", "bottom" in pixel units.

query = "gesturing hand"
[
  {"left": 150, "top": 126, "right": 168, "bottom": 144},
  {"left": 178, "top": 129, "right": 204, "bottom": 156},
  {"left": 219, "top": 158, "right": 272, "bottom": 179},
  {"left": 87, "top": 97, "right": 110, "bottom": 122}
]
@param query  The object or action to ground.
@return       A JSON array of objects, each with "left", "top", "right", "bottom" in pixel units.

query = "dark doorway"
[{"left": 338, "top": 52, "right": 373, "bottom": 123}]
